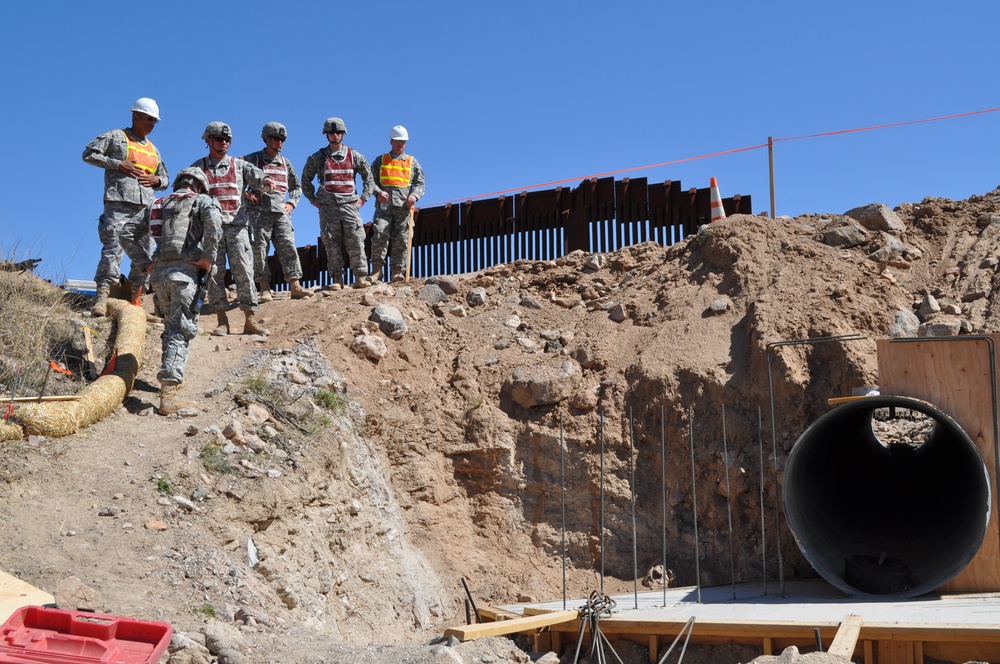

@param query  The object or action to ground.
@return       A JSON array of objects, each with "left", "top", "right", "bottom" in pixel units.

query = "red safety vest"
[
  {"left": 260, "top": 157, "right": 288, "bottom": 195},
  {"left": 199, "top": 157, "right": 240, "bottom": 212},
  {"left": 124, "top": 131, "right": 159, "bottom": 175},
  {"left": 379, "top": 154, "right": 412, "bottom": 188},
  {"left": 323, "top": 148, "right": 355, "bottom": 195}
]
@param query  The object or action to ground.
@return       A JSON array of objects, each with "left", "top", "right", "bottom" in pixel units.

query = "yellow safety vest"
[
  {"left": 124, "top": 130, "right": 159, "bottom": 175},
  {"left": 379, "top": 154, "right": 412, "bottom": 188}
]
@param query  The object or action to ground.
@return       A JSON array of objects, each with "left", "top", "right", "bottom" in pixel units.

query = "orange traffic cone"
[{"left": 710, "top": 177, "right": 726, "bottom": 223}]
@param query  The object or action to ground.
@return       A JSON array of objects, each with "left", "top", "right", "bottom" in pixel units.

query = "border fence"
[{"left": 267, "top": 176, "right": 752, "bottom": 288}]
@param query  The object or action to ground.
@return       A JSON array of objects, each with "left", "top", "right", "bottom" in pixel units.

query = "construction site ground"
[{"left": 4, "top": 190, "right": 1000, "bottom": 663}]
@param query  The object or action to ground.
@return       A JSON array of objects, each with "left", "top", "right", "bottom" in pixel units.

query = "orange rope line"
[{"left": 423, "top": 106, "right": 1000, "bottom": 207}]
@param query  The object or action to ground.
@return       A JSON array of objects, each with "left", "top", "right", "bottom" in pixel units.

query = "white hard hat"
[
  {"left": 390, "top": 125, "right": 409, "bottom": 141},
  {"left": 131, "top": 97, "right": 160, "bottom": 120}
]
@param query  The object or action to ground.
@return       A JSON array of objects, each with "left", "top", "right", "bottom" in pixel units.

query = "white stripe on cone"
[{"left": 710, "top": 177, "right": 726, "bottom": 222}]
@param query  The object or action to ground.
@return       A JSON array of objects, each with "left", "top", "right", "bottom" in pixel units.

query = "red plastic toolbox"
[{"left": 0, "top": 606, "right": 172, "bottom": 664}]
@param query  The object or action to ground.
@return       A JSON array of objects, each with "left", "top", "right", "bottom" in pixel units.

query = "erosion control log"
[{"left": 783, "top": 395, "right": 991, "bottom": 598}]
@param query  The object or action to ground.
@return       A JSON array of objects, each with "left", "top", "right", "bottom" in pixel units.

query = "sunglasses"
[
  {"left": 269, "top": 136, "right": 286, "bottom": 142},
  {"left": 210, "top": 135, "right": 232, "bottom": 143},
  {"left": 327, "top": 130, "right": 345, "bottom": 135}
]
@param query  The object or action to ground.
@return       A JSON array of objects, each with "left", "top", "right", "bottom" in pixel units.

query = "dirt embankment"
[{"left": 1, "top": 190, "right": 999, "bottom": 662}]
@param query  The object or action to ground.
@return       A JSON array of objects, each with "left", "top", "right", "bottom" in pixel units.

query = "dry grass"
[{"left": 0, "top": 270, "right": 81, "bottom": 398}]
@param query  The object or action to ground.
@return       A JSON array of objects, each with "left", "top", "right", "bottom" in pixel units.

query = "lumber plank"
[
  {"left": 828, "top": 614, "right": 863, "bottom": 658},
  {"left": 827, "top": 395, "right": 875, "bottom": 405},
  {"left": 0, "top": 568, "right": 53, "bottom": 623},
  {"left": 475, "top": 606, "right": 521, "bottom": 621},
  {"left": 443, "top": 609, "right": 578, "bottom": 641}
]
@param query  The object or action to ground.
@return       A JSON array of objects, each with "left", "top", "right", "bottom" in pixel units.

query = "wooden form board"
[
  {"left": 876, "top": 335, "right": 1000, "bottom": 593},
  {"left": 443, "top": 609, "right": 577, "bottom": 641},
  {"left": 0, "top": 568, "right": 52, "bottom": 623}
]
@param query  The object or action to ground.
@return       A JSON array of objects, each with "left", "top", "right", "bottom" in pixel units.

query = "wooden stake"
[
  {"left": 405, "top": 207, "right": 415, "bottom": 282},
  {"left": 0, "top": 395, "right": 81, "bottom": 403},
  {"left": 82, "top": 326, "right": 98, "bottom": 381}
]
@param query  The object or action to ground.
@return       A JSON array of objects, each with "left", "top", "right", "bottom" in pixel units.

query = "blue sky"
[{"left": 3, "top": 1, "right": 998, "bottom": 283}]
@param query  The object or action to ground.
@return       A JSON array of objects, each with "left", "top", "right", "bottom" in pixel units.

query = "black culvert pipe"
[{"left": 783, "top": 395, "right": 991, "bottom": 598}]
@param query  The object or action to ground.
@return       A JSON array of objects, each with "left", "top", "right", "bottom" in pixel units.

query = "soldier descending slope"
[
  {"left": 119, "top": 167, "right": 222, "bottom": 415},
  {"left": 192, "top": 122, "right": 274, "bottom": 336},
  {"left": 82, "top": 97, "right": 169, "bottom": 317},
  {"left": 301, "top": 117, "right": 375, "bottom": 289},
  {"left": 242, "top": 122, "right": 311, "bottom": 301}
]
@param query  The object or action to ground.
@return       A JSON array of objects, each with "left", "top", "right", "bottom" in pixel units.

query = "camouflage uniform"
[
  {"left": 242, "top": 149, "right": 303, "bottom": 284},
  {"left": 192, "top": 155, "right": 268, "bottom": 312},
  {"left": 370, "top": 151, "right": 425, "bottom": 280},
  {"left": 82, "top": 128, "right": 169, "bottom": 289},
  {"left": 301, "top": 145, "right": 375, "bottom": 282},
  {"left": 120, "top": 190, "right": 222, "bottom": 384}
]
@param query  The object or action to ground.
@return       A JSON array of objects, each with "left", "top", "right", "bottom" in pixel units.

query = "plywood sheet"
[
  {"left": 0, "top": 568, "right": 53, "bottom": 623},
  {"left": 877, "top": 335, "right": 1000, "bottom": 593}
]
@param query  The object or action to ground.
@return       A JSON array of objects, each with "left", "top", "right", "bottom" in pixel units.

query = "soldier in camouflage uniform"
[
  {"left": 82, "top": 97, "right": 169, "bottom": 317},
  {"left": 241, "top": 122, "right": 311, "bottom": 301},
  {"left": 192, "top": 122, "right": 274, "bottom": 336},
  {"left": 369, "top": 125, "right": 425, "bottom": 283},
  {"left": 301, "top": 117, "right": 375, "bottom": 289},
  {"left": 120, "top": 168, "right": 222, "bottom": 415}
]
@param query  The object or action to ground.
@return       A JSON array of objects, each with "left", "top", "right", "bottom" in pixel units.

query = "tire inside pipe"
[{"left": 783, "top": 395, "right": 991, "bottom": 598}]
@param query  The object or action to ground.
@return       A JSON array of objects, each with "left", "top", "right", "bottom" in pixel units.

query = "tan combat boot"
[
  {"left": 369, "top": 264, "right": 383, "bottom": 284},
  {"left": 352, "top": 276, "right": 372, "bottom": 289},
  {"left": 90, "top": 284, "right": 110, "bottom": 317},
  {"left": 243, "top": 310, "right": 270, "bottom": 335},
  {"left": 212, "top": 311, "right": 230, "bottom": 336},
  {"left": 258, "top": 280, "right": 273, "bottom": 303},
  {"left": 159, "top": 381, "right": 200, "bottom": 415},
  {"left": 289, "top": 279, "right": 311, "bottom": 299}
]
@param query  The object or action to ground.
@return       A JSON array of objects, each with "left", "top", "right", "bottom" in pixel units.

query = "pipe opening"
[{"left": 783, "top": 395, "right": 991, "bottom": 598}]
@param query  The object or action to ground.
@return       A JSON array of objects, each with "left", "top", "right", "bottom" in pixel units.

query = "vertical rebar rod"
[
  {"left": 766, "top": 334, "right": 865, "bottom": 597},
  {"left": 661, "top": 404, "right": 667, "bottom": 607},
  {"left": 723, "top": 406, "right": 737, "bottom": 600},
  {"left": 560, "top": 411, "right": 567, "bottom": 610},
  {"left": 688, "top": 407, "right": 701, "bottom": 603},
  {"left": 768, "top": 381, "right": 785, "bottom": 597},
  {"left": 629, "top": 407, "right": 638, "bottom": 609},
  {"left": 600, "top": 411, "right": 605, "bottom": 595},
  {"left": 758, "top": 406, "right": 767, "bottom": 596}
]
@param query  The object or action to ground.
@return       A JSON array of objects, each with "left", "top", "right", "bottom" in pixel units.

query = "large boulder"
[{"left": 504, "top": 360, "right": 582, "bottom": 408}]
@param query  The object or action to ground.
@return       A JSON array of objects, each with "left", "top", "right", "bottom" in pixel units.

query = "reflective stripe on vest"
[
  {"left": 124, "top": 131, "right": 159, "bottom": 175},
  {"left": 379, "top": 154, "right": 412, "bottom": 189},
  {"left": 150, "top": 196, "right": 166, "bottom": 239},
  {"left": 200, "top": 157, "right": 240, "bottom": 212},
  {"left": 261, "top": 158, "right": 288, "bottom": 194},
  {"left": 323, "top": 148, "right": 355, "bottom": 195}
]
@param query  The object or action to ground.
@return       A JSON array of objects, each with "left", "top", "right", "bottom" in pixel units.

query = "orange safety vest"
[
  {"left": 124, "top": 130, "right": 159, "bottom": 175},
  {"left": 379, "top": 154, "right": 412, "bottom": 189}
]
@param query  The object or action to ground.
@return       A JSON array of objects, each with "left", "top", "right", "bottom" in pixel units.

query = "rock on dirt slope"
[{"left": 2, "top": 190, "right": 1000, "bottom": 663}]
